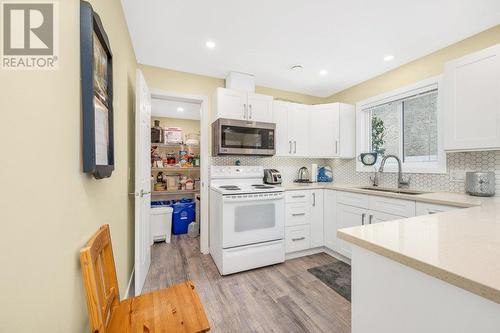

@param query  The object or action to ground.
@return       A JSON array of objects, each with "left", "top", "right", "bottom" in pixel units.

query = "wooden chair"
[{"left": 80, "top": 225, "right": 210, "bottom": 333}]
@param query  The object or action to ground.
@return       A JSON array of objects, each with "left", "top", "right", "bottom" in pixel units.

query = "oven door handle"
[{"left": 223, "top": 194, "right": 284, "bottom": 203}]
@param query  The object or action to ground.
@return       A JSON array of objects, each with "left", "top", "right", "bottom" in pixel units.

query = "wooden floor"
[{"left": 143, "top": 235, "right": 351, "bottom": 333}]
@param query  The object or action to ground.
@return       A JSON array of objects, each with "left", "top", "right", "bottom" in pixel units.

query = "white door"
[
  {"left": 288, "top": 105, "right": 309, "bottom": 156},
  {"left": 323, "top": 190, "right": 337, "bottom": 251},
  {"left": 134, "top": 70, "right": 152, "bottom": 295},
  {"left": 443, "top": 44, "right": 500, "bottom": 151},
  {"left": 247, "top": 93, "right": 273, "bottom": 122},
  {"left": 272, "top": 101, "right": 290, "bottom": 156},
  {"left": 215, "top": 88, "right": 247, "bottom": 121},
  {"left": 336, "top": 203, "right": 366, "bottom": 258},
  {"left": 309, "top": 190, "right": 324, "bottom": 248},
  {"left": 309, "top": 104, "right": 339, "bottom": 157}
]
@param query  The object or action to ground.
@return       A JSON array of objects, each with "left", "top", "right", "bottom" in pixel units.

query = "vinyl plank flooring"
[{"left": 143, "top": 235, "right": 351, "bottom": 333}]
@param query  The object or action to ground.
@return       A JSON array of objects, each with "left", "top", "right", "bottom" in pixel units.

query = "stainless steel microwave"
[{"left": 212, "top": 118, "right": 276, "bottom": 156}]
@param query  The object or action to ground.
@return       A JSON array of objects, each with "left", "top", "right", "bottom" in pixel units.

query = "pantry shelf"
[
  {"left": 152, "top": 190, "right": 200, "bottom": 196},
  {"left": 152, "top": 167, "right": 200, "bottom": 172},
  {"left": 151, "top": 142, "right": 199, "bottom": 148}
]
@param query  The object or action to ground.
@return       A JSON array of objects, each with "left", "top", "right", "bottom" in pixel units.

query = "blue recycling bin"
[{"left": 172, "top": 199, "right": 196, "bottom": 235}]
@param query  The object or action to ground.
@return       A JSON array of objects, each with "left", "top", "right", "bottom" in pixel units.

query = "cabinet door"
[
  {"left": 288, "top": 105, "right": 309, "bottom": 156},
  {"left": 273, "top": 101, "right": 291, "bottom": 156},
  {"left": 336, "top": 204, "right": 367, "bottom": 258},
  {"left": 247, "top": 93, "right": 273, "bottom": 122},
  {"left": 309, "top": 104, "right": 338, "bottom": 157},
  {"left": 323, "top": 190, "right": 337, "bottom": 251},
  {"left": 368, "top": 210, "right": 405, "bottom": 224},
  {"left": 443, "top": 44, "right": 500, "bottom": 151},
  {"left": 338, "top": 103, "right": 355, "bottom": 158},
  {"left": 415, "top": 202, "right": 458, "bottom": 216},
  {"left": 310, "top": 190, "right": 324, "bottom": 248},
  {"left": 215, "top": 88, "right": 247, "bottom": 121}
]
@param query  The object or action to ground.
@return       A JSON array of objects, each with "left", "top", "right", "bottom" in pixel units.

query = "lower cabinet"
[
  {"left": 285, "top": 189, "right": 324, "bottom": 253},
  {"left": 415, "top": 202, "right": 459, "bottom": 215},
  {"left": 335, "top": 204, "right": 367, "bottom": 258}
]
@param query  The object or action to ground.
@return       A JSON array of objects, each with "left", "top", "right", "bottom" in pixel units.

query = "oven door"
[
  {"left": 222, "top": 192, "right": 285, "bottom": 248},
  {"left": 213, "top": 118, "right": 275, "bottom": 155}
]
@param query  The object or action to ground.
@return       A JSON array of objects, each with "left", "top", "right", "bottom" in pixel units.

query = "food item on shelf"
[
  {"left": 185, "top": 133, "right": 200, "bottom": 146},
  {"left": 156, "top": 172, "right": 164, "bottom": 184},
  {"left": 194, "top": 178, "right": 201, "bottom": 190},
  {"left": 166, "top": 174, "right": 180, "bottom": 192},
  {"left": 179, "top": 176, "right": 188, "bottom": 190},
  {"left": 154, "top": 160, "right": 164, "bottom": 168},
  {"left": 164, "top": 127, "right": 183, "bottom": 144},
  {"left": 166, "top": 152, "right": 176, "bottom": 165},
  {"left": 185, "top": 178, "right": 194, "bottom": 190},
  {"left": 151, "top": 120, "right": 163, "bottom": 143},
  {"left": 154, "top": 183, "right": 165, "bottom": 192},
  {"left": 179, "top": 150, "right": 191, "bottom": 167},
  {"left": 193, "top": 155, "right": 200, "bottom": 167}
]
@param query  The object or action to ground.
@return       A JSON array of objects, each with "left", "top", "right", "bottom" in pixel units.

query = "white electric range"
[{"left": 209, "top": 166, "right": 285, "bottom": 275}]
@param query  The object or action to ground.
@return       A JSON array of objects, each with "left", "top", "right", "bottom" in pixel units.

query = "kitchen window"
[{"left": 356, "top": 76, "right": 446, "bottom": 173}]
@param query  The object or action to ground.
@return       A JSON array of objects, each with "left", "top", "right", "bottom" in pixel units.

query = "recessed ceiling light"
[
  {"left": 319, "top": 69, "right": 328, "bottom": 76},
  {"left": 177, "top": 107, "right": 184, "bottom": 112},
  {"left": 384, "top": 55, "right": 395, "bottom": 62},
  {"left": 289, "top": 64, "right": 304, "bottom": 72},
  {"left": 205, "top": 40, "right": 216, "bottom": 49}
]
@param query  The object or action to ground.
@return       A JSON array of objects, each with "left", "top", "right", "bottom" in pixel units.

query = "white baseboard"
[
  {"left": 285, "top": 246, "right": 351, "bottom": 265},
  {"left": 124, "top": 267, "right": 135, "bottom": 300}
]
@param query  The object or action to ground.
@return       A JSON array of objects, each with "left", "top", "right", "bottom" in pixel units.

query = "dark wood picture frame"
[{"left": 80, "top": 1, "right": 114, "bottom": 179}]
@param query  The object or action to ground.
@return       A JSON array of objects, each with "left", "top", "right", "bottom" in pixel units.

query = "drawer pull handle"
[
  {"left": 292, "top": 237, "right": 305, "bottom": 242},
  {"left": 292, "top": 195, "right": 306, "bottom": 198},
  {"left": 292, "top": 213, "right": 305, "bottom": 216}
]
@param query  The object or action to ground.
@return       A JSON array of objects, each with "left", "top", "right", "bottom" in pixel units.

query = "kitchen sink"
[{"left": 356, "top": 186, "right": 429, "bottom": 195}]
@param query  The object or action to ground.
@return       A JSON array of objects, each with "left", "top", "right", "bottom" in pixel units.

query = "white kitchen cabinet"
[
  {"left": 309, "top": 190, "right": 324, "bottom": 248},
  {"left": 323, "top": 190, "right": 337, "bottom": 251},
  {"left": 309, "top": 103, "right": 355, "bottom": 158},
  {"left": 247, "top": 93, "right": 273, "bottom": 122},
  {"left": 415, "top": 202, "right": 459, "bottom": 215},
  {"left": 443, "top": 44, "right": 500, "bottom": 151},
  {"left": 273, "top": 101, "right": 309, "bottom": 157},
  {"left": 214, "top": 87, "right": 273, "bottom": 122},
  {"left": 336, "top": 203, "right": 367, "bottom": 258},
  {"left": 285, "top": 225, "right": 310, "bottom": 253}
]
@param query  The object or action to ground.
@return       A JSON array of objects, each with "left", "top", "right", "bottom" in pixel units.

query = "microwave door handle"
[
  {"left": 249, "top": 104, "right": 252, "bottom": 120},
  {"left": 243, "top": 104, "right": 247, "bottom": 119},
  {"left": 289, "top": 141, "right": 292, "bottom": 154},
  {"left": 294, "top": 141, "right": 297, "bottom": 154}
]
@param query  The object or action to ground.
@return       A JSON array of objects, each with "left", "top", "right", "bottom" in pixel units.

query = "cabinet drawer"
[
  {"left": 336, "top": 191, "right": 370, "bottom": 209},
  {"left": 285, "top": 203, "right": 310, "bottom": 226},
  {"left": 285, "top": 225, "right": 310, "bottom": 253},
  {"left": 415, "top": 202, "right": 459, "bottom": 216},
  {"left": 369, "top": 196, "right": 415, "bottom": 217},
  {"left": 286, "top": 190, "right": 310, "bottom": 204}
]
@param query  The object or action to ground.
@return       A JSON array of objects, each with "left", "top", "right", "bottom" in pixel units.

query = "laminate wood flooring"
[{"left": 143, "top": 235, "right": 351, "bottom": 333}]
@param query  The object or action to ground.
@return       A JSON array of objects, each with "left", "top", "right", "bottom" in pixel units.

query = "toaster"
[
  {"left": 465, "top": 171, "right": 496, "bottom": 197},
  {"left": 264, "top": 169, "right": 282, "bottom": 185}
]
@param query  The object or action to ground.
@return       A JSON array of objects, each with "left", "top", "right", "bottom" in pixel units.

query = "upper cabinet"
[
  {"left": 274, "top": 101, "right": 355, "bottom": 158},
  {"left": 214, "top": 88, "right": 273, "bottom": 122},
  {"left": 309, "top": 103, "right": 355, "bottom": 158},
  {"left": 273, "top": 101, "right": 309, "bottom": 156},
  {"left": 443, "top": 44, "right": 500, "bottom": 151}
]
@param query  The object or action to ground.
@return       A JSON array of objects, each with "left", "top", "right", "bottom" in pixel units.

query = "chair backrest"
[{"left": 80, "top": 225, "right": 120, "bottom": 333}]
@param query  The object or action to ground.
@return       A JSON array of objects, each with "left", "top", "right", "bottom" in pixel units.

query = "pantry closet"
[{"left": 150, "top": 97, "right": 202, "bottom": 246}]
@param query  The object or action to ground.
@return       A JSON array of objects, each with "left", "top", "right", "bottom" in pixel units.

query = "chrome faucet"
[{"left": 378, "top": 155, "right": 410, "bottom": 188}]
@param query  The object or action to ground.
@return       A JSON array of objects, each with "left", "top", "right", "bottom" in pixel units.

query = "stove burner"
[
  {"left": 252, "top": 185, "right": 275, "bottom": 189},
  {"left": 219, "top": 185, "right": 241, "bottom": 190}
]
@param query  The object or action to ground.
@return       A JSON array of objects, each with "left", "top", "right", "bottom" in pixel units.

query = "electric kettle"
[{"left": 294, "top": 167, "right": 311, "bottom": 183}]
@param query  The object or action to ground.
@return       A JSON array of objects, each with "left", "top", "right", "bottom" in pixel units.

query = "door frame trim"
[{"left": 150, "top": 89, "right": 210, "bottom": 254}]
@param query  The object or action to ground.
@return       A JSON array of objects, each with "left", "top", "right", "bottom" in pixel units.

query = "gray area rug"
[{"left": 307, "top": 261, "right": 351, "bottom": 301}]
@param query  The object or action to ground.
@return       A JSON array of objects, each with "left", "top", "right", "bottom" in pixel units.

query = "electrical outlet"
[{"left": 450, "top": 169, "right": 466, "bottom": 182}]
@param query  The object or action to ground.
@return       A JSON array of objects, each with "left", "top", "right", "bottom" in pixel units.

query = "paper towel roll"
[{"left": 311, "top": 164, "right": 318, "bottom": 183}]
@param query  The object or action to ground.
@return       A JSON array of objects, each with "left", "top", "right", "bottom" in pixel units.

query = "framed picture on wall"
[{"left": 80, "top": 1, "right": 114, "bottom": 179}]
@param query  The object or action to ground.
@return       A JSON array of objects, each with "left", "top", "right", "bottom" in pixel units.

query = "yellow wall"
[
  {"left": 328, "top": 24, "right": 500, "bottom": 104},
  {"left": 0, "top": 1, "right": 136, "bottom": 332},
  {"left": 139, "top": 64, "right": 325, "bottom": 109}
]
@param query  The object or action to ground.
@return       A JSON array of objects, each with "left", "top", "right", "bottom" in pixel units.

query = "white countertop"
[{"left": 285, "top": 182, "right": 500, "bottom": 304}]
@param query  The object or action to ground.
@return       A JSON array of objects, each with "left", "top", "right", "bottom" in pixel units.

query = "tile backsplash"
[
  {"left": 211, "top": 151, "right": 500, "bottom": 196},
  {"left": 329, "top": 151, "right": 500, "bottom": 196}
]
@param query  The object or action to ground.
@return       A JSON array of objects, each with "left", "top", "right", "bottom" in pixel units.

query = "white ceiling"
[
  {"left": 151, "top": 98, "right": 201, "bottom": 120},
  {"left": 122, "top": 0, "right": 500, "bottom": 97}
]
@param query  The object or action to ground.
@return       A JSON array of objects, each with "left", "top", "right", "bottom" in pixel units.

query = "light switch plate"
[{"left": 450, "top": 169, "right": 466, "bottom": 182}]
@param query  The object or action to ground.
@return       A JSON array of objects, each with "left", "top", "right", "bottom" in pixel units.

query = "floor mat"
[{"left": 307, "top": 261, "right": 351, "bottom": 301}]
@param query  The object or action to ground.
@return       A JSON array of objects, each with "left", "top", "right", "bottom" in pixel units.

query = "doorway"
[{"left": 134, "top": 69, "right": 210, "bottom": 296}]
